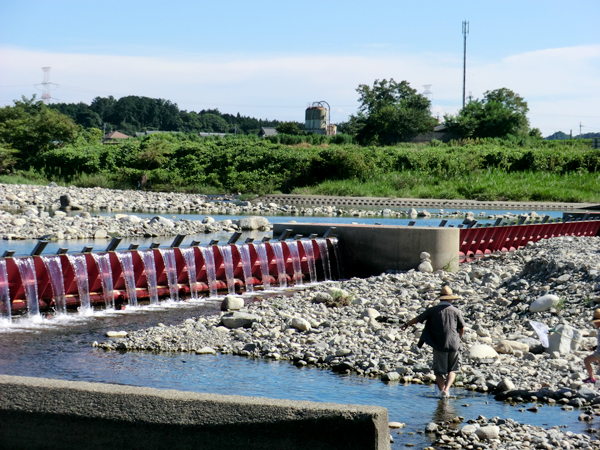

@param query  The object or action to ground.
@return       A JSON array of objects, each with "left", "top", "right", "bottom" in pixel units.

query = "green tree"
[
  {"left": 199, "top": 113, "right": 229, "bottom": 133},
  {"left": 0, "top": 96, "right": 79, "bottom": 163},
  {"left": 444, "top": 88, "right": 530, "bottom": 138},
  {"left": 353, "top": 79, "right": 436, "bottom": 144},
  {"left": 275, "top": 121, "right": 302, "bottom": 135}
]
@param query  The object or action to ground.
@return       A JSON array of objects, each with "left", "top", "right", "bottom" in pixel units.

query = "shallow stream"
[{"left": 0, "top": 298, "right": 592, "bottom": 449}]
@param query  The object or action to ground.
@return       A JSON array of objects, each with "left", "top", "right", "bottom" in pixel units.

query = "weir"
[
  {"left": 2, "top": 215, "right": 599, "bottom": 319},
  {"left": 0, "top": 234, "right": 340, "bottom": 318}
]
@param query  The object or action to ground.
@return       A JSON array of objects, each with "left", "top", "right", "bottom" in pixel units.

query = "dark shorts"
[{"left": 432, "top": 349, "right": 460, "bottom": 375}]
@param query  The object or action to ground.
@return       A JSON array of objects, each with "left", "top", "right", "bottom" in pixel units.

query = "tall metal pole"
[{"left": 462, "top": 21, "right": 469, "bottom": 109}]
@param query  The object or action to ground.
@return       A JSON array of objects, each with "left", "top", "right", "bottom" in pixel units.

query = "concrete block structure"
[
  {"left": 273, "top": 223, "right": 460, "bottom": 277},
  {"left": 0, "top": 375, "right": 390, "bottom": 450}
]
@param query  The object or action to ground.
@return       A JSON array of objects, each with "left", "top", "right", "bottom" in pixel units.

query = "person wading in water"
[{"left": 402, "top": 286, "right": 465, "bottom": 398}]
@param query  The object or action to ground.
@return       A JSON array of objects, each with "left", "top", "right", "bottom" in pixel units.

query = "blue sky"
[{"left": 1, "top": 0, "right": 599, "bottom": 136}]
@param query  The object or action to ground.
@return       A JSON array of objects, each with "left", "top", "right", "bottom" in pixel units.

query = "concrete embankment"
[
  {"left": 257, "top": 194, "right": 600, "bottom": 211},
  {"left": 0, "top": 375, "right": 389, "bottom": 450}
]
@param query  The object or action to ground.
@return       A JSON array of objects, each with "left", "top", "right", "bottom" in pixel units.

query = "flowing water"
[
  {"left": 41, "top": 256, "right": 67, "bottom": 315},
  {"left": 159, "top": 248, "right": 179, "bottom": 302},
  {"left": 0, "top": 259, "right": 11, "bottom": 323},
  {"left": 236, "top": 244, "right": 254, "bottom": 292},
  {"left": 199, "top": 246, "right": 218, "bottom": 298},
  {"left": 285, "top": 240, "right": 303, "bottom": 286},
  {"left": 301, "top": 240, "right": 317, "bottom": 284},
  {"left": 116, "top": 251, "right": 138, "bottom": 307},
  {"left": 139, "top": 250, "right": 159, "bottom": 305},
  {"left": 254, "top": 243, "right": 271, "bottom": 289},
  {"left": 218, "top": 245, "right": 235, "bottom": 295},
  {"left": 316, "top": 238, "right": 332, "bottom": 280},
  {"left": 0, "top": 305, "right": 592, "bottom": 449},
  {"left": 180, "top": 247, "right": 198, "bottom": 300},
  {"left": 92, "top": 253, "right": 115, "bottom": 310},
  {"left": 270, "top": 241, "right": 287, "bottom": 288},
  {"left": 66, "top": 254, "right": 92, "bottom": 314},
  {"left": 15, "top": 257, "right": 40, "bottom": 319}
]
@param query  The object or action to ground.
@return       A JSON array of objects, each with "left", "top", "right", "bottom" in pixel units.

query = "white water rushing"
[
  {"left": 41, "top": 255, "right": 67, "bottom": 315},
  {"left": 92, "top": 253, "right": 116, "bottom": 310}
]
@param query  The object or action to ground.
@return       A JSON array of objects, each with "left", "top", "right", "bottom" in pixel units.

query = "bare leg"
[
  {"left": 584, "top": 355, "right": 598, "bottom": 379},
  {"left": 444, "top": 371, "right": 456, "bottom": 392},
  {"left": 435, "top": 374, "right": 446, "bottom": 392}
]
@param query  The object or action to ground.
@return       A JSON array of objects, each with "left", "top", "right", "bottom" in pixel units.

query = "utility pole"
[
  {"left": 462, "top": 21, "right": 469, "bottom": 109},
  {"left": 580, "top": 122, "right": 583, "bottom": 139}
]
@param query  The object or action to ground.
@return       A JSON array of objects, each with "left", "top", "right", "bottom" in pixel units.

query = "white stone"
[
  {"left": 291, "top": 317, "right": 311, "bottom": 332},
  {"left": 195, "top": 347, "right": 217, "bottom": 355},
  {"left": 94, "top": 229, "right": 108, "bottom": 239},
  {"left": 361, "top": 308, "right": 380, "bottom": 320},
  {"left": 469, "top": 344, "right": 498, "bottom": 359},
  {"left": 106, "top": 331, "right": 128, "bottom": 338},
  {"left": 221, "top": 295, "right": 244, "bottom": 311},
  {"left": 475, "top": 425, "right": 500, "bottom": 440},
  {"left": 238, "top": 216, "right": 270, "bottom": 230},
  {"left": 529, "top": 294, "right": 560, "bottom": 312},
  {"left": 546, "top": 323, "right": 583, "bottom": 355},
  {"left": 418, "top": 261, "right": 433, "bottom": 273}
]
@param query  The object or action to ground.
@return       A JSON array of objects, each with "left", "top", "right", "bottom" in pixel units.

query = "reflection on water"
[{"left": 0, "top": 303, "right": 592, "bottom": 449}]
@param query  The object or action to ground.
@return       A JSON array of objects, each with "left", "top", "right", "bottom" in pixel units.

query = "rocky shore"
[
  {"left": 97, "top": 235, "right": 600, "bottom": 446},
  {"left": 421, "top": 415, "right": 599, "bottom": 449},
  {"left": 0, "top": 183, "right": 555, "bottom": 241}
]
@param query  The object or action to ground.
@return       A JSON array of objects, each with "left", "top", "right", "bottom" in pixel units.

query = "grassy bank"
[
  {"left": 3, "top": 134, "right": 599, "bottom": 202},
  {"left": 292, "top": 169, "right": 600, "bottom": 202}
]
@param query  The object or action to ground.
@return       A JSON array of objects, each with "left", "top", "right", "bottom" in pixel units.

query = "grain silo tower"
[{"left": 305, "top": 101, "right": 331, "bottom": 135}]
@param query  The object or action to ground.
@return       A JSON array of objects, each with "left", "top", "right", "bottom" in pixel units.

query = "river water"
[
  {"left": 1, "top": 207, "right": 589, "bottom": 448},
  {"left": 0, "top": 208, "right": 563, "bottom": 257}
]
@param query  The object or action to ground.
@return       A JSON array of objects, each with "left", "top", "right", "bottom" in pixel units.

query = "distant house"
[
  {"left": 199, "top": 132, "right": 227, "bottom": 137},
  {"left": 258, "top": 127, "right": 278, "bottom": 138},
  {"left": 411, "top": 125, "right": 458, "bottom": 143},
  {"left": 102, "top": 131, "right": 130, "bottom": 144}
]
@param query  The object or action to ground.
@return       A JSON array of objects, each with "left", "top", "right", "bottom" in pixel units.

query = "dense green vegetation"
[
  {"left": 343, "top": 79, "right": 437, "bottom": 145},
  {"left": 49, "top": 95, "right": 294, "bottom": 136},
  {"left": 1, "top": 94, "right": 599, "bottom": 203}
]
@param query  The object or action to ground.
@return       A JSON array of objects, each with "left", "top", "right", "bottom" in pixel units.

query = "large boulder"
[
  {"left": 530, "top": 294, "right": 560, "bottom": 312},
  {"left": 475, "top": 426, "right": 499, "bottom": 440},
  {"left": 546, "top": 323, "right": 583, "bottom": 355},
  {"left": 220, "top": 295, "right": 244, "bottom": 311},
  {"left": 238, "top": 216, "right": 270, "bottom": 230},
  {"left": 221, "top": 312, "right": 260, "bottom": 329},
  {"left": 469, "top": 344, "right": 498, "bottom": 359},
  {"left": 291, "top": 317, "right": 311, "bottom": 332}
]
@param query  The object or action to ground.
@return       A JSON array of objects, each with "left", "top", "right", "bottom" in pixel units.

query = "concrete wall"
[
  {"left": 0, "top": 375, "right": 389, "bottom": 450},
  {"left": 273, "top": 223, "right": 460, "bottom": 278}
]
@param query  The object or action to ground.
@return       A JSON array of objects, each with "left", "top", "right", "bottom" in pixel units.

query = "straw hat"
[
  {"left": 438, "top": 286, "right": 460, "bottom": 300},
  {"left": 591, "top": 309, "right": 600, "bottom": 323}
]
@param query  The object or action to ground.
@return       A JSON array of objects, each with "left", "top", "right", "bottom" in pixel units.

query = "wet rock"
[{"left": 530, "top": 294, "right": 560, "bottom": 312}]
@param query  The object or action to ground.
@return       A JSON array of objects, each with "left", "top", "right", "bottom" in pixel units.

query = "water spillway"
[{"left": 0, "top": 234, "right": 341, "bottom": 319}]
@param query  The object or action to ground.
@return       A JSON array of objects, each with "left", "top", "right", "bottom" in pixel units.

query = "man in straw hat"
[
  {"left": 402, "top": 285, "right": 465, "bottom": 398},
  {"left": 582, "top": 309, "right": 600, "bottom": 384}
]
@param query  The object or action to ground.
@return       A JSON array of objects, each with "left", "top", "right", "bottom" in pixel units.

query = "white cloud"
[{"left": 1, "top": 44, "right": 599, "bottom": 135}]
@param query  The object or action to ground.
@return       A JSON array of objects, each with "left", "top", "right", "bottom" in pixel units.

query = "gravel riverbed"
[
  {"left": 0, "top": 183, "right": 549, "bottom": 241},
  {"left": 98, "top": 235, "right": 600, "bottom": 447}
]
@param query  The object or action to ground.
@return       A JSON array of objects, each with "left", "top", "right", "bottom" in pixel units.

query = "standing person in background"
[
  {"left": 583, "top": 309, "right": 600, "bottom": 384},
  {"left": 401, "top": 286, "right": 466, "bottom": 398}
]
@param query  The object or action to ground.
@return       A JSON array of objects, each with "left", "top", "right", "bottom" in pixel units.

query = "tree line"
[{"left": 49, "top": 95, "right": 293, "bottom": 136}]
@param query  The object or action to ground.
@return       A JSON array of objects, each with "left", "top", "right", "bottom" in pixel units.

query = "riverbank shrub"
[{"left": 4, "top": 134, "right": 598, "bottom": 201}]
